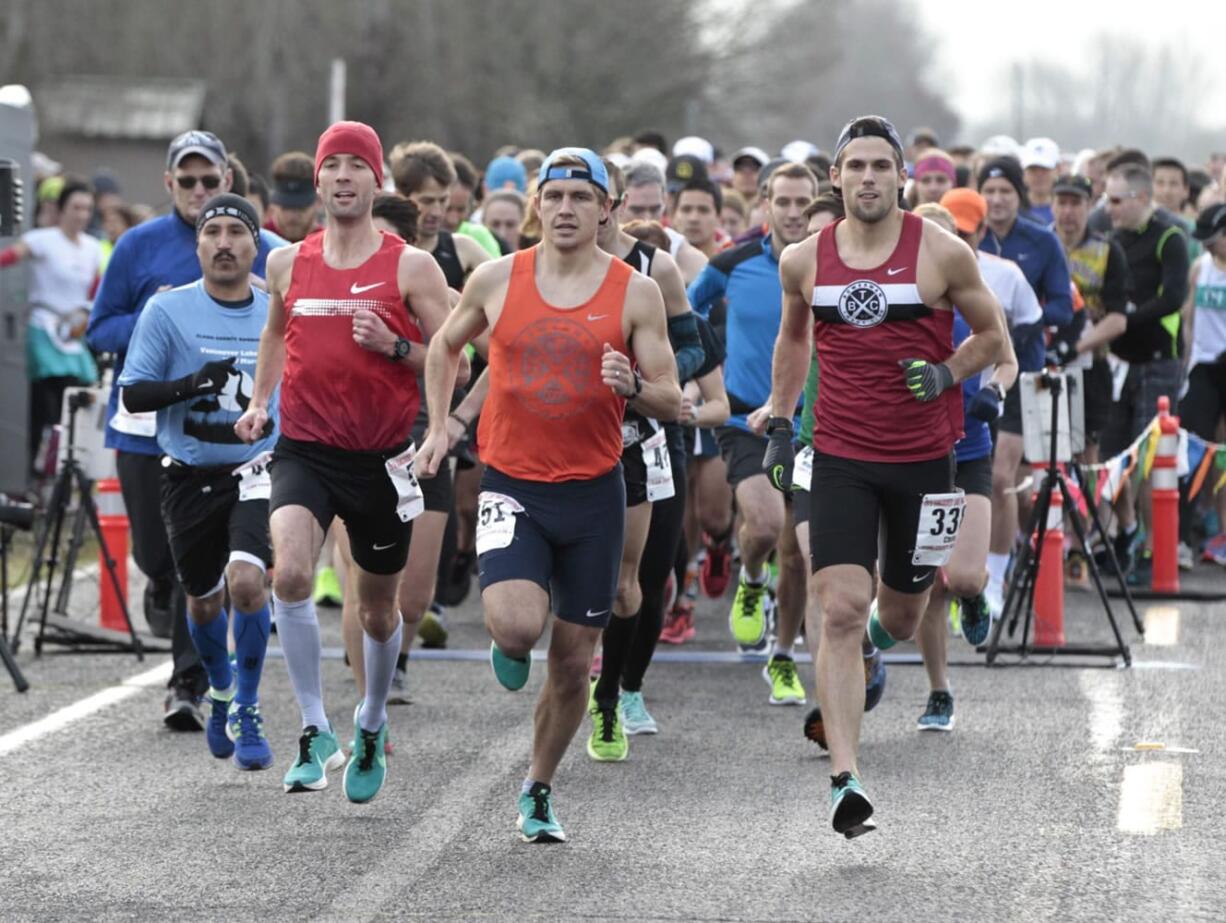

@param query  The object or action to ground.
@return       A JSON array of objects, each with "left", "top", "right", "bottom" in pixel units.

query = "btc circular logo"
[
  {"left": 511, "top": 318, "right": 600, "bottom": 419},
  {"left": 837, "top": 279, "right": 889, "bottom": 328}
]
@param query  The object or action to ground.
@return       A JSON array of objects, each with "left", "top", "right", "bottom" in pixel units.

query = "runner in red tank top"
[
  {"left": 235, "top": 121, "right": 452, "bottom": 806},
  {"left": 417, "top": 148, "right": 681, "bottom": 844},
  {"left": 767, "top": 116, "right": 1004, "bottom": 839}
]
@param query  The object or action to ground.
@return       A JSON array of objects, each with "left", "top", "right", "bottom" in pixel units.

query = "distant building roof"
[{"left": 36, "top": 76, "right": 206, "bottom": 140}]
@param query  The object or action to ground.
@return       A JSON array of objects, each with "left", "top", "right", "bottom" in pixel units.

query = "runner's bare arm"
[
  {"left": 236, "top": 245, "right": 295, "bottom": 443},
  {"left": 619, "top": 273, "right": 682, "bottom": 421},
  {"left": 423, "top": 261, "right": 497, "bottom": 432},
  {"left": 673, "top": 238, "right": 708, "bottom": 285},
  {"left": 935, "top": 234, "right": 1004, "bottom": 383},
  {"left": 769, "top": 240, "right": 815, "bottom": 420},
  {"left": 446, "top": 366, "right": 489, "bottom": 449},
  {"left": 455, "top": 232, "right": 493, "bottom": 277}
]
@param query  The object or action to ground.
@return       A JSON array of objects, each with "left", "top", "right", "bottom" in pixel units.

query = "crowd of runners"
[{"left": 5, "top": 116, "right": 1226, "bottom": 841}]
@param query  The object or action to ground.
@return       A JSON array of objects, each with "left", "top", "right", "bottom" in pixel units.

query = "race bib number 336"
[{"left": 912, "top": 490, "right": 966, "bottom": 567}]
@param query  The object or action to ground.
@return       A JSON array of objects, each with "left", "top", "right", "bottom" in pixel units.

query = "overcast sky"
[{"left": 912, "top": 0, "right": 1226, "bottom": 132}]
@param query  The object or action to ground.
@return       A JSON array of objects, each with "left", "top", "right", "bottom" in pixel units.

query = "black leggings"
[
  {"left": 594, "top": 461, "right": 688, "bottom": 704},
  {"left": 28, "top": 376, "right": 79, "bottom": 472}
]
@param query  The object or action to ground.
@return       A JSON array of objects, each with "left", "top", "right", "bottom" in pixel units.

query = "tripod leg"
[
  {"left": 54, "top": 501, "right": 89, "bottom": 614},
  {"left": 1060, "top": 474, "right": 1132, "bottom": 665},
  {"left": 12, "top": 467, "right": 72, "bottom": 653},
  {"left": 75, "top": 468, "right": 144, "bottom": 660},
  {"left": 0, "top": 633, "right": 29, "bottom": 692},
  {"left": 1070, "top": 462, "right": 1143, "bottom": 634}
]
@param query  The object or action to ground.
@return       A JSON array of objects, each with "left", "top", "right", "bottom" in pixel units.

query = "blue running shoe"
[
  {"left": 517, "top": 782, "right": 566, "bottom": 843},
  {"left": 227, "top": 703, "right": 273, "bottom": 770},
  {"left": 830, "top": 771, "right": 876, "bottom": 838},
  {"left": 863, "top": 648, "right": 887, "bottom": 712},
  {"left": 283, "top": 725, "right": 344, "bottom": 793},
  {"left": 917, "top": 690, "right": 954, "bottom": 732},
  {"left": 490, "top": 642, "right": 531, "bottom": 691},
  {"left": 620, "top": 691, "right": 658, "bottom": 735},
  {"left": 957, "top": 592, "right": 993, "bottom": 646},
  {"left": 343, "top": 702, "right": 388, "bottom": 804},
  {"left": 206, "top": 691, "right": 235, "bottom": 759}
]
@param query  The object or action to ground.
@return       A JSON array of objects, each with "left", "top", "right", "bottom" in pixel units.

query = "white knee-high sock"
[
  {"left": 360, "top": 619, "right": 403, "bottom": 733},
  {"left": 273, "top": 593, "right": 329, "bottom": 731}
]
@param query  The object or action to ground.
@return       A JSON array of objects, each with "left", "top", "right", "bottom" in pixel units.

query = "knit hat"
[
  {"left": 314, "top": 121, "right": 384, "bottom": 187},
  {"left": 978, "top": 157, "right": 1027, "bottom": 204},
  {"left": 196, "top": 193, "right": 261, "bottom": 243}
]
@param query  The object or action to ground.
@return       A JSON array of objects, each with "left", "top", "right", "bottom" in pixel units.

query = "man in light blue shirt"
[{"left": 119, "top": 195, "right": 279, "bottom": 771}]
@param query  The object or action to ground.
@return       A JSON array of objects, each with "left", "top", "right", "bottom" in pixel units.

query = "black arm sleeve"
[
  {"left": 1101, "top": 239, "right": 1131, "bottom": 316},
  {"left": 121, "top": 375, "right": 197, "bottom": 414},
  {"left": 1129, "top": 229, "right": 1189, "bottom": 327},
  {"left": 667, "top": 311, "right": 706, "bottom": 383}
]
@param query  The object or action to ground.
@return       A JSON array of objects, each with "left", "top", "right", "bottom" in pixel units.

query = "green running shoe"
[
  {"left": 866, "top": 599, "right": 898, "bottom": 651},
  {"left": 312, "top": 566, "right": 343, "bottom": 607},
  {"left": 620, "top": 691, "right": 658, "bottom": 735},
  {"left": 763, "top": 654, "right": 806, "bottom": 706},
  {"left": 830, "top": 771, "right": 876, "bottom": 838},
  {"left": 490, "top": 642, "right": 531, "bottom": 691},
  {"left": 343, "top": 702, "right": 389, "bottom": 804},
  {"left": 517, "top": 782, "right": 566, "bottom": 843},
  {"left": 283, "top": 725, "right": 344, "bottom": 793},
  {"left": 586, "top": 700, "right": 628, "bottom": 762},
  {"left": 729, "top": 572, "right": 768, "bottom": 647}
]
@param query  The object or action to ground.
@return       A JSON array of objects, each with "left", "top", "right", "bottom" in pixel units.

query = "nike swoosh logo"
[
  {"left": 372, "top": 541, "right": 396, "bottom": 551},
  {"left": 587, "top": 313, "right": 608, "bottom": 322},
  {"left": 585, "top": 609, "right": 608, "bottom": 619},
  {"left": 912, "top": 574, "right": 928, "bottom": 583},
  {"left": 1016, "top": 253, "right": 1030, "bottom": 261},
  {"left": 886, "top": 267, "right": 907, "bottom": 276},
  {"left": 351, "top": 282, "right": 384, "bottom": 294}
]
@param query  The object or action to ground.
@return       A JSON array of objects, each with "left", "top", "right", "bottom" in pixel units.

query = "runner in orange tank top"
[
  {"left": 235, "top": 121, "right": 452, "bottom": 806},
  {"left": 417, "top": 148, "right": 681, "bottom": 844}
]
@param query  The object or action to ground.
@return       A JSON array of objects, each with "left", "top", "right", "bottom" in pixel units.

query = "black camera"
[{"left": 0, "top": 499, "right": 35, "bottom": 531}]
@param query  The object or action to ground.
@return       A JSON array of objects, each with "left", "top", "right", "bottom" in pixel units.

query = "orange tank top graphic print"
[{"left": 478, "top": 246, "right": 633, "bottom": 482}]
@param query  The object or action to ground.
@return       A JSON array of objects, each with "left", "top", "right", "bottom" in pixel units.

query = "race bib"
[
  {"left": 912, "top": 490, "right": 967, "bottom": 567},
  {"left": 641, "top": 425, "right": 675, "bottom": 501},
  {"left": 232, "top": 450, "right": 273, "bottom": 502},
  {"left": 476, "top": 491, "right": 523, "bottom": 555},
  {"left": 110, "top": 402, "right": 157, "bottom": 438},
  {"left": 793, "top": 446, "right": 814, "bottom": 492},
  {"left": 384, "top": 443, "right": 425, "bottom": 523}
]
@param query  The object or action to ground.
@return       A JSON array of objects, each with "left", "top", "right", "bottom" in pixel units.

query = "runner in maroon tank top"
[
  {"left": 766, "top": 116, "right": 1004, "bottom": 838},
  {"left": 235, "top": 121, "right": 452, "bottom": 806}
]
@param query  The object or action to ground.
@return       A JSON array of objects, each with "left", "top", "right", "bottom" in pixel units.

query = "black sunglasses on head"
[{"left": 176, "top": 175, "right": 222, "bottom": 191}]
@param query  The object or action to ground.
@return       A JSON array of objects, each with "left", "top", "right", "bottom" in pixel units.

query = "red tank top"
[
  {"left": 810, "top": 212, "right": 961, "bottom": 462},
  {"left": 282, "top": 230, "right": 422, "bottom": 451},
  {"left": 479, "top": 246, "right": 632, "bottom": 482}
]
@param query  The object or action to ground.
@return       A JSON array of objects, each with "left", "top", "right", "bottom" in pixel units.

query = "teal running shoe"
[
  {"left": 957, "top": 592, "right": 993, "bottom": 646},
  {"left": 830, "top": 771, "right": 876, "bottom": 838},
  {"left": 490, "top": 642, "right": 531, "bottom": 691},
  {"left": 206, "top": 691, "right": 235, "bottom": 759},
  {"left": 866, "top": 600, "right": 898, "bottom": 651},
  {"left": 620, "top": 691, "right": 658, "bottom": 735},
  {"left": 917, "top": 690, "right": 954, "bottom": 732},
  {"left": 343, "top": 702, "right": 388, "bottom": 804},
  {"left": 517, "top": 782, "right": 566, "bottom": 843},
  {"left": 228, "top": 703, "right": 273, "bottom": 770},
  {"left": 283, "top": 725, "right": 344, "bottom": 793}
]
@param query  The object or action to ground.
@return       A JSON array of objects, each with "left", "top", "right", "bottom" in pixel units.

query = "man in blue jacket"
[
  {"left": 88, "top": 131, "right": 286, "bottom": 730},
  {"left": 688, "top": 161, "right": 814, "bottom": 707}
]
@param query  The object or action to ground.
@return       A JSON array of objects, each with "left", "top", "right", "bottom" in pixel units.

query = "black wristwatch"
[
  {"left": 766, "top": 416, "right": 794, "bottom": 435},
  {"left": 631, "top": 368, "right": 643, "bottom": 397},
  {"left": 987, "top": 381, "right": 1006, "bottom": 401},
  {"left": 390, "top": 337, "right": 411, "bottom": 362}
]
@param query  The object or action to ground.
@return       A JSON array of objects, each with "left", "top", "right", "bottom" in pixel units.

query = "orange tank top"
[{"left": 478, "top": 246, "right": 633, "bottom": 482}]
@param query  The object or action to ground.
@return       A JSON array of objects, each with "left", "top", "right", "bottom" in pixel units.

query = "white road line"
[
  {"left": 1079, "top": 671, "right": 1124, "bottom": 758},
  {"left": 1118, "top": 761, "right": 1184, "bottom": 835},
  {"left": 0, "top": 659, "right": 171, "bottom": 757},
  {"left": 1143, "top": 605, "right": 1181, "bottom": 646}
]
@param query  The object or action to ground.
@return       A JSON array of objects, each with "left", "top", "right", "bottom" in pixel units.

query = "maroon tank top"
[{"left": 810, "top": 212, "right": 961, "bottom": 462}]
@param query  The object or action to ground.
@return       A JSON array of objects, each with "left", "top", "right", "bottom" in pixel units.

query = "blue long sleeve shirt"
[
  {"left": 979, "top": 214, "right": 1073, "bottom": 329},
  {"left": 87, "top": 211, "right": 285, "bottom": 454}
]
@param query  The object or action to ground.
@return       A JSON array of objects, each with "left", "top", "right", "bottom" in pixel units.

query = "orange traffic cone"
[{"left": 1033, "top": 467, "right": 1066, "bottom": 647}]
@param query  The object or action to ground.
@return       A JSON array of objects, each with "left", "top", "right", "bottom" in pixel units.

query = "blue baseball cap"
[
  {"left": 537, "top": 147, "right": 609, "bottom": 195},
  {"left": 485, "top": 155, "right": 527, "bottom": 193}
]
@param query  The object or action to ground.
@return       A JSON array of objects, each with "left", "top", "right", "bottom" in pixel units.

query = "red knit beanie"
[{"left": 314, "top": 121, "right": 384, "bottom": 187}]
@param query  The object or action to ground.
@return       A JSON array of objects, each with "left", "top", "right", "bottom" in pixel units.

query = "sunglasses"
[
  {"left": 175, "top": 175, "right": 223, "bottom": 191},
  {"left": 1106, "top": 192, "right": 1138, "bottom": 206}
]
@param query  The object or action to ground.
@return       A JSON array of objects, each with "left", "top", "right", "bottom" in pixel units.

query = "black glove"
[
  {"left": 187, "top": 356, "right": 237, "bottom": 396},
  {"left": 762, "top": 416, "right": 795, "bottom": 493},
  {"left": 968, "top": 382, "right": 1005, "bottom": 422},
  {"left": 899, "top": 358, "right": 954, "bottom": 403}
]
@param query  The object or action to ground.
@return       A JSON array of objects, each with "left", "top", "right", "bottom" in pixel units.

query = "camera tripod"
[
  {"left": 10, "top": 393, "right": 144, "bottom": 662},
  {"left": 985, "top": 371, "right": 1143, "bottom": 665}
]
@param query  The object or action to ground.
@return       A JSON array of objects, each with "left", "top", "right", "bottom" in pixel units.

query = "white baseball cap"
[
  {"left": 630, "top": 147, "right": 669, "bottom": 174},
  {"left": 981, "top": 134, "right": 1021, "bottom": 160},
  {"left": 1022, "top": 137, "right": 1060, "bottom": 170},
  {"left": 781, "top": 140, "right": 820, "bottom": 164},
  {"left": 672, "top": 136, "right": 715, "bottom": 165}
]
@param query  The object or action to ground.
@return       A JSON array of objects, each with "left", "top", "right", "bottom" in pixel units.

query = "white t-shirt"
[
  {"left": 977, "top": 251, "right": 1043, "bottom": 327},
  {"left": 23, "top": 227, "right": 103, "bottom": 316},
  {"left": 1192, "top": 253, "right": 1226, "bottom": 368}
]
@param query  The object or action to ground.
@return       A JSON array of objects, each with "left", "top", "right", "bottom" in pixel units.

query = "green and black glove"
[
  {"left": 899, "top": 358, "right": 953, "bottom": 403},
  {"left": 762, "top": 416, "right": 795, "bottom": 493}
]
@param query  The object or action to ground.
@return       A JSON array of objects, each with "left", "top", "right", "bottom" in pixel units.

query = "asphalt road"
[{"left": 1, "top": 560, "right": 1222, "bottom": 922}]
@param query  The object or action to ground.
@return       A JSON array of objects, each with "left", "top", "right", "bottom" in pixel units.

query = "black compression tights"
[{"left": 595, "top": 463, "right": 688, "bottom": 703}]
